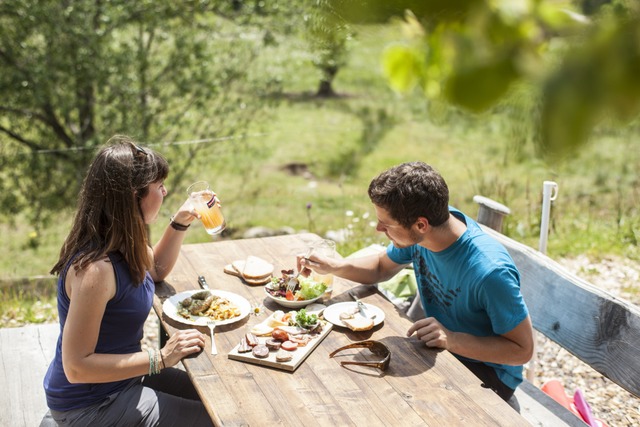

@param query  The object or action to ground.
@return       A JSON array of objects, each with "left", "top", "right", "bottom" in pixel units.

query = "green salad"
[{"left": 297, "top": 276, "right": 327, "bottom": 300}]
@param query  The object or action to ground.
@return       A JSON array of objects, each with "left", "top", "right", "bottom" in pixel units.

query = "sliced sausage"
[
  {"left": 281, "top": 340, "right": 298, "bottom": 351},
  {"left": 252, "top": 344, "right": 269, "bottom": 359},
  {"left": 275, "top": 349, "right": 293, "bottom": 362}
]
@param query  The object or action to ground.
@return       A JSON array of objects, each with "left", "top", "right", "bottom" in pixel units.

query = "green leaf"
[
  {"left": 444, "top": 57, "right": 517, "bottom": 112},
  {"left": 382, "top": 44, "right": 421, "bottom": 93}
]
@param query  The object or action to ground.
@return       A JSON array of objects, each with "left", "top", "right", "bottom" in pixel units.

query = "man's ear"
[{"left": 415, "top": 217, "right": 429, "bottom": 232}]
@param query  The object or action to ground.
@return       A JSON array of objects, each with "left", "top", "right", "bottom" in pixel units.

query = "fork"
[
  {"left": 207, "top": 320, "right": 217, "bottom": 355},
  {"left": 286, "top": 248, "right": 314, "bottom": 298}
]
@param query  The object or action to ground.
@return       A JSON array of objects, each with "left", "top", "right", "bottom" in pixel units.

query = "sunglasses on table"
[{"left": 329, "top": 340, "right": 391, "bottom": 372}]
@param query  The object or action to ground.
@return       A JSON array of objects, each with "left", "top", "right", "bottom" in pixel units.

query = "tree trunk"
[{"left": 316, "top": 65, "right": 338, "bottom": 97}]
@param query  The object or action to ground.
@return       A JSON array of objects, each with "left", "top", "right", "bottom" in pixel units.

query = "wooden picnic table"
[{"left": 152, "top": 233, "right": 529, "bottom": 426}]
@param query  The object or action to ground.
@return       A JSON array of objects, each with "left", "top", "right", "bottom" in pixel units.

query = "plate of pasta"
[{"left": 162, "top": 289, "right": 251, "bottom": 326}]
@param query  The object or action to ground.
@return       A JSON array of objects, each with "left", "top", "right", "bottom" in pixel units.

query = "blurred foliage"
[
  {"left": 0, "top": 0, "right": 272, "bottom": 226},
  {"left": 303, "top": 0, "right": 354, "bottom": 97},
  {"left": 330, "top": 0, "right": 640, "bottom": 158},
  {"left": 1, "top": 2, "right": 639, "bottom": 284}
]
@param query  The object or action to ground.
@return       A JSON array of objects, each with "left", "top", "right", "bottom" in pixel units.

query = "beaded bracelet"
[
  {"left": 147, "top": 348, "right": 154, "bottom": 376},
  {"left": 169, "top": 216, "right": 190, "bottom": 231},
  {"left": 147, "top": 348, "right": 162, "bottom": 376}
]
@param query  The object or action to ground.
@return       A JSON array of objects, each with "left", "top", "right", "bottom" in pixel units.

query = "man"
[{"left": 300, "top": 161, "right": 533, "bottom": 404}]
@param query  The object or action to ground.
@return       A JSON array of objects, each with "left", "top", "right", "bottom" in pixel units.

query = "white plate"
[
  {"left": 263, "top": 287, "right": 322, "bottom": 309},
  {"left": 323, "top": 302, "right": 385, "bottom": 328},
  {"left": 163, "top": 289, "right": 251, "bottom": 326}
]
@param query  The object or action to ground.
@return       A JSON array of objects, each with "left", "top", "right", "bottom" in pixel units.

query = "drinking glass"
[
  {"left": 187, "top": 181, "right": 226, "bottom": 235},
  {"left": 308, "top": 239, "right": 336, "bottom": 298}
]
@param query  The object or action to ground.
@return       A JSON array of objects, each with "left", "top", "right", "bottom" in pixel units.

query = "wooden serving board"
[{"left": 227, "top": 322, "right": 332, "bottom": 371}]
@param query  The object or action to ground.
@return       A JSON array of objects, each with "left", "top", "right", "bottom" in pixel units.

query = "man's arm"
[
  {"left": 407, "top": 315, "right": 534, "bottom": 365},
  {"left": 300, "top": 251, "right": 407, "bottom": 286}
]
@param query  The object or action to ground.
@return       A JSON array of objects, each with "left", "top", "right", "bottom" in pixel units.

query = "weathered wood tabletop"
[{"left": 152, "top": 233, "right": 529, "bottom": 426}]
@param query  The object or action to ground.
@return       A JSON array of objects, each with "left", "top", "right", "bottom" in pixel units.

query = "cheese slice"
[{"left": 250, "top": 323, "right": 274, "bottom": 336}]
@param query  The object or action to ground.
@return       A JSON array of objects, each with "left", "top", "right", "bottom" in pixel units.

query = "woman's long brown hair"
[{"left": 51, "top": 135, "right": 169, "bottom": 284}]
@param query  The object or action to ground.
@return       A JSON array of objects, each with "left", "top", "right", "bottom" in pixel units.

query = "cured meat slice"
[
  {"left": 237, "top": 338, "right": 252, "bottom": 353},
  {"left": 265, "top": 339, "right": 282, "bottom": 350},
  {"left": 245, "top": 332, "right": 259, "bottom": 347},
  {"left": 288, "top": 335, "right": 311, "bottom": 347},
  {"left": 252, "top": 344, "right": 269, "bottom": 359},
  {"left": 280, "top": 340, "right": 298, "bottom": 351},
  {"left": 275, "top": 349, "right": 293, "bottom": 362},
  {"left": 271, "top": 329, "right": 289, "bottom": 342}
]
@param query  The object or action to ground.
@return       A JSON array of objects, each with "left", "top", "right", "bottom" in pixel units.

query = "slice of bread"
[
  {"left": 343, "top": 314, "right": 374, "bottom": 331},
  {"left": 224, "top": 264, "right": 242, "bottom": 277},
  {"left": 230, "top": 260, "right": 246, "bottom": 276},
  {"left": 225, "top": 258, "right": 273, "bottom": 285},
  {"left": 243, "top": 275, "right": 272, "bottom": 286},
  {"left": 241, "top": 255, "right": 274, "bottom": 280}
]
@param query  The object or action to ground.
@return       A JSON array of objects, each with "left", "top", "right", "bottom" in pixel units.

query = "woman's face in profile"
[{"left": 139, "top": 180, "right": 167, "bottom": 224}]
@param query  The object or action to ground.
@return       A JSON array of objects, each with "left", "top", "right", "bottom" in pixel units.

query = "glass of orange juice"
[{"left": 187, "top": 181, "right": 226, "bottom": 235}]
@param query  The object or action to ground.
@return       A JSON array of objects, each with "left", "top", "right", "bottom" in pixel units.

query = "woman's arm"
[
  {"left": 62, "top": 259, "right": 206, "bottom": 383},
  {"left": 62, "top": 260, "right": 150, "bottom": 383},
  {"left": 150, "top": 199, "right": 198, "bottom": 282}
]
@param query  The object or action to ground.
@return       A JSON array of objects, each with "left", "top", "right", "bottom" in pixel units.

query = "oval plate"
[
  {"left": 323, "top": 301, "right": 385, "bottom": 328},
  {"left": 163, "top": 289, "right": 251, "bottom": 326}
]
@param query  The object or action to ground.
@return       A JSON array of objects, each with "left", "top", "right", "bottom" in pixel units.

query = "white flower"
[
  {"left": 345, "top": 210, "right": 354, "bottom": 217},
  {"left": 362, "top": 212, "right": 370, "bottom": 219}
]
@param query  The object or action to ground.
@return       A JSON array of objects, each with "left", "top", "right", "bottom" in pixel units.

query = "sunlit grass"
[
  {"left": 2, "top": 22, "right": 639, "bottom": 303},
  {"left": 0, "top": 280, "right": 58, "bottom": 328}
]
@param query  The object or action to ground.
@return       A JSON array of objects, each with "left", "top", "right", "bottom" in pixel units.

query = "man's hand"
[{"left": 407, "top": 317, "right": 454, "bottom": 350}]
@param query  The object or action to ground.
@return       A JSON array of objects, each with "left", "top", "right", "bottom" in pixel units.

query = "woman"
[{"left": 43, "top": 136, "right": 213, "bottom": 426}]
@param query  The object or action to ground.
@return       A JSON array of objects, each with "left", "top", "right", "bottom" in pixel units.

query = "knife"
[
  {"left": 198, "top": 275, "right": 210, "bottom": 290},
  {"left": 349, "top": 291, "right": 369, "bottom": 319}
]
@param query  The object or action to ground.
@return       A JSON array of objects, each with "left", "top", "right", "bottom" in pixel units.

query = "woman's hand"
[
  {"left": 170, "top": 198, "right": 200, "bottom": 227},
  {"left": 160, "top": 329, "right": 207, "bottom": 368}
]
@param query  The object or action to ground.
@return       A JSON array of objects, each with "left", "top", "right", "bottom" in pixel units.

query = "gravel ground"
[{"left": 143, "top": 254, "right": 640, "bottom": 426}]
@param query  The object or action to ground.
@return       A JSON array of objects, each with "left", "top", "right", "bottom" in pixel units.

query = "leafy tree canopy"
[
  {"left": 330, "top": 0, "right": 640, "bottom": 158},
  {"left": 0, "top": 0, "right": 268, "bottom": 224}
]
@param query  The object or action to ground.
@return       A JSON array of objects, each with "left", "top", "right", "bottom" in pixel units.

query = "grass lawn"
[{"left": 1, "top": 22, "right": 639, "bottom": 285}]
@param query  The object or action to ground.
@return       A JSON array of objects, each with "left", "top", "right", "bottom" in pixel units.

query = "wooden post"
[{"left": 473, "top": 195, "right": 511, "bottom": 232}]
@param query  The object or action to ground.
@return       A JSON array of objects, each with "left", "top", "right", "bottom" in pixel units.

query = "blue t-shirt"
[
  {"left": 387, "top": 208, "right": 528, "bottom": 390},
  {"left": 43, "top": 252, "right": 154, "bottom": 411}
]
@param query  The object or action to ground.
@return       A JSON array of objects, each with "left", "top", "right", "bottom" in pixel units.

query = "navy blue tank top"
[{"left": 44, "top": 252, "right": 154, "bottom": 411}]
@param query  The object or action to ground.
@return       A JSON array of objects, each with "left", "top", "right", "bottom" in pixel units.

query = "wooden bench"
[
  {"left": 468, "top": 218, "right": 638, "bottom": 426},
  {"left": 484, "top": 227, "right": 640, "bottom": 397},
  {"left": 0, "top": 323, "right": 59, "bottom": 427}
]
